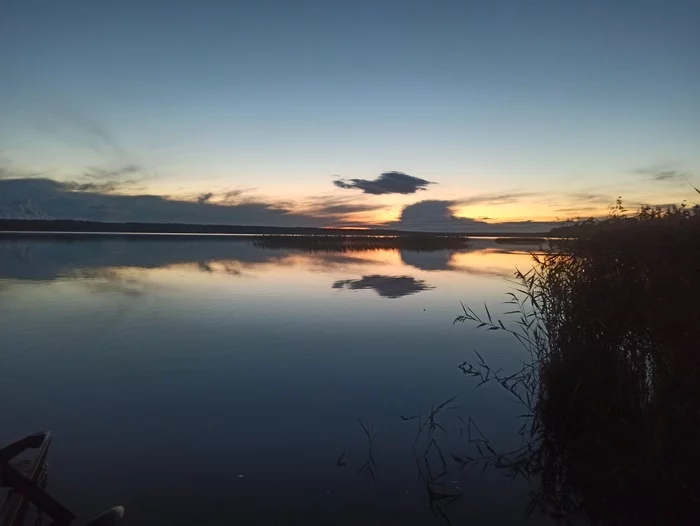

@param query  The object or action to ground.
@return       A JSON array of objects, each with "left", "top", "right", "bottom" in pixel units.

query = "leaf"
[{"left": 484, "top": 303, "right": 492, "bottom": 324}]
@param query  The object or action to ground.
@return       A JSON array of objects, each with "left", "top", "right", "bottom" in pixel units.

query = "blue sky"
[{"left": 1, "top": 0, "right": 698, "bottom": 229}]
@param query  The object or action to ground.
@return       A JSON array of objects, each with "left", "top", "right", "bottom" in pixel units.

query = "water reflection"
[
  {"left": 0, "top": 237, "right": 537, "bottom": 284},
  {"left": 72, "top": 268, "right": 151, "bottom": 297},
  {"left": 0, "top": 236, "right": 543, "bottom": 525},
  {"left": 332, "top": 275, "right": 434, "bottom": 298}
]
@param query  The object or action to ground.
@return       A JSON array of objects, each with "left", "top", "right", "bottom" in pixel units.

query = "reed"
[{"left": 455, "top": 201, "right": 700, "bottom": 524}]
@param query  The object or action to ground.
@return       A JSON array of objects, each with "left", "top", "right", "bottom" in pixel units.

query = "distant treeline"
[{"left": 0, "top": 219, "right": 550, "bottom": 238}]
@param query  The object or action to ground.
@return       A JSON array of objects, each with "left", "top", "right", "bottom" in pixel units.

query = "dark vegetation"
[{"left": 454, "top": 199, "right": 700, "bottom": 524}]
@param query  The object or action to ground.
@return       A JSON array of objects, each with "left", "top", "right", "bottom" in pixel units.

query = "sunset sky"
[{"left": 1, "top": 0, "right": 698, "bottom": 231}]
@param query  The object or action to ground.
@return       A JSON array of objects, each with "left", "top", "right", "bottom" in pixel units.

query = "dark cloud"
[
  {"left": 332, "top": 275, "right": 434, "bottom": 298},
  {"left": 397, "top": 200, "right": 470, "bottom": 230},
  {"left": 386, "top": 200, "right": 562, "bottom": 233},
  {"left": 333, "top": 171, "right": 433, "bottom": 195},
  {"left": 0, "top": 178, "right": 332, "bottom": 226}
]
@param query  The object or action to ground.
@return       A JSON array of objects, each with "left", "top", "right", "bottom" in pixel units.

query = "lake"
[{"left": 0, "top": 236, "right": 553, "bottom": 525}]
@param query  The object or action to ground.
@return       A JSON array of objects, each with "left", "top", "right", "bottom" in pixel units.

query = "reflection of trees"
[
  {"left": 456, "top": 206, "right": 700, "bottom": 525},
  {"left": 332, "top": 275, "right": 434, "bottom": 298}
]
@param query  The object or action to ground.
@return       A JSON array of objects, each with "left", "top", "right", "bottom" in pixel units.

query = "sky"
[{"left": 1, "top": 0, "right": 698, "bottom": 231}]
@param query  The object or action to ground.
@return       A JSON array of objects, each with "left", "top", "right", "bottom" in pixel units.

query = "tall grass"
[{"left": 456, "top": 201, "right": 700, "bottom": 524}]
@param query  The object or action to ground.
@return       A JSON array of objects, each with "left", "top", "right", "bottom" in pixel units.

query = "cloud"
[
  {"left": 397, "top": 200, "right": 471, "bottom": 230},
  {"left": 40, "top": 103, "right": 126, "bottom": 156},
  {"left": 386, "top": 200, "right": 562, "bottom": 233},
  {"left": 0, "top": 177, "right": 335, "bottom": 226},
  {"left": 568, "top": 192, "right": 611, "bottom": 203},
  {"left": 221, "top": 189, "right": 244, "bottom": 203},
  {"left": 66, "top": 164, "right": 145, "bottom": 193},
  {"left": 298, "top": 195, "right": 386, "bottom": 218},
  {"left": 632, "top": 166, "right": 692, "bottom": 183},
  {"left": 554, "top": 206, "right": 600, "bottom": 214},
  {"left": 181, "top": 188, "right": 251, "bottom": 205},
  {"left": 457, "top": 191, "right": 534, "bottom": 207},
  {"left": 333, "top": 171, "right": 433, "bottom": 195},
  {"left": 332, "top": 275, "right": 434, "bottom": 298},
  {"left": 312, "top": 202, "right": 383, "bottom": 215},
  {"left": 197, "top": 192, "right": 215, "bottom": 204},
  {"left": 1, "top": 168, "right": 561, "bottom": 232}
]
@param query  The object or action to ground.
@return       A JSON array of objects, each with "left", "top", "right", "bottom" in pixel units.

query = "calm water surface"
[{"left": 0, "top": 237, "right": 552, "bottom": 525}]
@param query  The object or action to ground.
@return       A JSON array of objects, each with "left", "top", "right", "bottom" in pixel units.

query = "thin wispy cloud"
[
  {"left": 457, "top": 191, "right": 534, "bottom": 207},
  {"left": 568, "top": 192, "right": 611, "bottom": 203},
  {"left": 333, "top": 171, "right": 433, "bottom": 195},
  {"left": 41, "top": 103, "right": 126, "bottom": 156},
  {"left": 298, "top": 195, "right": 386, "bottom": 218},
  {"left": 632, "top": 165, "right": 692, "bottom": 183},
  {"left": 196, "top": 192, "right": 215, "bottom": 204},
  {"left": 554, "top": 206, "right": 599, "bottom": 213},
  {"left": 66, "top": 164, "right": 145, "bottom": 193},
  {"left": 183, "top": 188, "right": 251, "bottom": 205},
  {"left": 311, "top": 202, "right": 384, "bottom": 216},
  {"left": 221, "top": 189, "right": 244, "bottom": 203}
]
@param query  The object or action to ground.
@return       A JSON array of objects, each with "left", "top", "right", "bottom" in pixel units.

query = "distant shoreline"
[{"left": 0, "top": 219, "right": 551, "bottom": 239}]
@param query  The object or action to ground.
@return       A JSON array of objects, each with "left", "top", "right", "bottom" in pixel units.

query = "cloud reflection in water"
[{"left": 332, "top": 275, "right": 434, "bottom": 299}]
